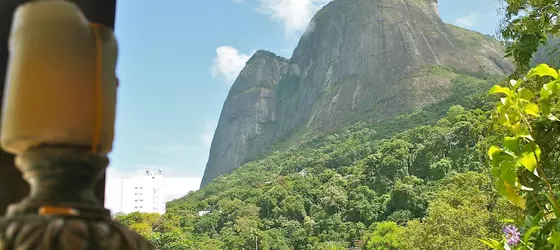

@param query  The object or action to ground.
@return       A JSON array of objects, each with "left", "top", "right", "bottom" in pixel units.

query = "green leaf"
[
  {"left": 488, "top": 146, "right": 503, "bottom": 160},
  {"left": 490, "top": 85, "right": 513, "bottom": 96},
  {"left": 540, "top": 98, "right": 551, "bottom": 116},
  {"left": 498, "top": 116, "right": 509, "bottom": 126},
  {"left": 527, "top": 64, "right": 558, "bottom": 79},
  {"left": 519, "top": 153, "right": 537, "bottom": 173},
  {"left": 535, "top": 145, "right": 542, "bottom": 161},
  {"left": 523, "top": 226, "right": 541, "bottom": 243},
  {"left": 545, "top": 81, "right": 559, "bottom": 96},
  {"left": 516, "top": 129, "right": 534, "bottom": 142},
  {"left": 505, "top": 182, "right": 526, "bottom": 209},
  {"left": 501, "top": 98, "right": 507, "bottom": 106},
  {"left": 533, "top": 211, "right": 544, "bottom": 226},
  {"left": 500, "top": 161, "right": 517, "bottom": 186},
  {"left": 546, "top": 193, "right": 560, "bottom": 218},
  {"left": 549, "top": 114, "right": 559, "bottom": 121},
  {"left": 501, "top": 219, "right": 516, "bottom": 224},
  {"left": 509, "top": 79, "right": 518, "bottom": 87},
  {"left": 524, "top": 215, "right": 534, "bottom": 227},
  {"left": 479, "top": 238, "right": 502, "bottom": 249},
  {"left": 547, "top": 231, "right": 560, "bottom": 248},
  {"left": 525, "top": 142, "right": 541, "bottom": 161},
  {"left": 497, "top": 102, "right": 508, "bottom": 116},
  {"left": 492, "top": 153, "right": 515, "bottom": 169},
  {"left": 510, "top": 122, "right": 522, "bottom": 134},
  {"left": 503, "top": 137, "right": 519, "bottom": 153},
  {"left": 507, "top": 109, "right": 521, "bottom": 124},
  {"left": 511, "top": 79, "right": 523, "bottom": 91},
  {"left": 524, "top": 103, "right": 540, "bottom": 117},
  {"left": 541, "top": 87, "right": 552, "bottom": 100},
  {"left": 491, "top": 166, "right": 501, "bottom": 177},
  {"left": 518, "top": 88, "right": 535, "bottom": 101},
  {"left": 495, "top": 179, "right": 508, "bottom": 196}
]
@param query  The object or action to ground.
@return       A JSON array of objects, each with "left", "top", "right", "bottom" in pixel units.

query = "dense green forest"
[
  {"left": 115, "top": 64, "right": 560, "bottom": 249},
  {"left": 115, "top": 1, "right": 560, "bottom": 249},
  {"left": 115, "top": 70, "right": 525, "bottom": 249}
]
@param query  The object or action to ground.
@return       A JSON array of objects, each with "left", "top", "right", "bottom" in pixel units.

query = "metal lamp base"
[{"left": 0, "top": 146, "right": 153, "bottom": 249}]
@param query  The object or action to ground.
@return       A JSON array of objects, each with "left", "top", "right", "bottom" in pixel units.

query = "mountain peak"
[
  {"left": 252, "top": 50, "right": 282, "bottom": 58},
  {"left": 200, "top": 0, "right": 513, "bottom": 187},
  {"left": 428, "top": 0, "right": 439, "bottom": 17}
]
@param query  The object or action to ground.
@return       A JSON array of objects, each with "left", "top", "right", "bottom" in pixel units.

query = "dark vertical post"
[
  {"left": 0, "top": 0, "right": 117, "bottom": 215},
  {"left": 0, "top": 0, "right": 29, "bottom": 216}
]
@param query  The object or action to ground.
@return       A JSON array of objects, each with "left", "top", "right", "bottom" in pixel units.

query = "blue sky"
[{"left": 105, "top": 0, "right": 504, "bottom": 203}]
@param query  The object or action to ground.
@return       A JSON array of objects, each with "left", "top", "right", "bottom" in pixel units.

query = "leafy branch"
[{"left": 484, "top": 64, "right": 560, "bottom": 249}]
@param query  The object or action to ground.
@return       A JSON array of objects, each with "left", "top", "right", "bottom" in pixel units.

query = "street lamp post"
[
  {"left": 0, "top": 0, "right": 116, "bottom": 217},
  {"left": 0, "top": 0, "right": 153, "bottom": 249}
]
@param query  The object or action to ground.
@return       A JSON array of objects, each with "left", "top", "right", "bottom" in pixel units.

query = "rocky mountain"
[
  {"left": 532, "top": 36, "right": 560, "bottom": 68},
  {"left": 200, "top": 0, "right": 514, "bottom": 187}
]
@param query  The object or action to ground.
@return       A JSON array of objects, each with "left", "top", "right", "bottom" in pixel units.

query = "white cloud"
[
  {"left": 163, "top": 177, "right": 202, "bottom": 201},
  {"left": 454, "top": 12, "right": 480, "bottom": 28},
  {"left": 235, "top": 0, "right": 331, "bottom": 38},
  {"left": 211, "top": 46, "right": 253, "bottom": 85},
  {"left": 104, "top": 167, "right": 201, "bottom": 214},
  {"left": 105, "top": 167, "right": 126, "bottom": 214},
  {"left": 222, "top": 0, "right": 330, "bottom": 69},
  {"left": 200, "top": 119, "right": 218, "bottom": 147}
]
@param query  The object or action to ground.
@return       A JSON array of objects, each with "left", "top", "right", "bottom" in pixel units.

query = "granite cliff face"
[
  {"left": 200, "top": 0, "right": 514, "bottom": 187},
  {"left": 204, "top": 51, "right": 289, "bottom": 186},
  {"left": 533, "top": 36, "right": 560, "bottom": 68}
]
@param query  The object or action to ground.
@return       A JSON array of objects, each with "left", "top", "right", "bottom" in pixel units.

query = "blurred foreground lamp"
[{"left": 0, "top": 1, "right": 152, "bottom": 249}]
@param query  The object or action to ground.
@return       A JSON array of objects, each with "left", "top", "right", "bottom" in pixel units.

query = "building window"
[
  {"left": 140, "top": 187, "right": 143, "bottom": 189},
  {"left": 139, "top": 206, "right": 143, "bottom": 208},
  {"left": 135, "top": 187, "right": 138, "bottom": 189}
]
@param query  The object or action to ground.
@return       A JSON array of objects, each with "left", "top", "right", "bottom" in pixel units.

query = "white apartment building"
[{"left": 119, "top": 168, "right": 166, "bottom": 214}]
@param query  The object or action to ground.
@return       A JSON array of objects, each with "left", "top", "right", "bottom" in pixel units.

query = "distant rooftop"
[{"left": 144, "top": 168, "right": 163, "bottom": 176}]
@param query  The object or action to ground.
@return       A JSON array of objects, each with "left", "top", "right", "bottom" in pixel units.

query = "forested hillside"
[
  {"left": 115, "top": 69, "right": 526, "bottom": 249},
  {"left": 115, "top": 0, "right": 560, "bottom": 249},
  {"left": 116, "top": 61, "right": 560, "bottom": 249}
]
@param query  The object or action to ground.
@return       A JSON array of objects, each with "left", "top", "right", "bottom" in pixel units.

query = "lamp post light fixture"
[{"left": 0, "top": 1, "right": 153, "bottom": 249}]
